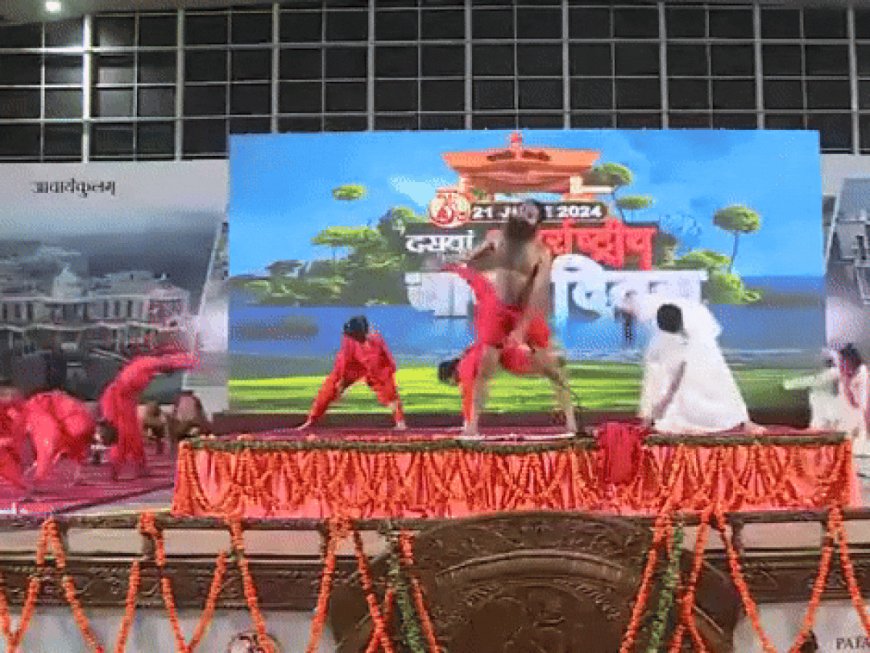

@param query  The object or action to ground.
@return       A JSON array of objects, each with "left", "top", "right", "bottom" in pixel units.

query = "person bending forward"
[
  {"left": 298, "top": 316, "right": 405, "bottom": 430},
  {"left": 640, "top": 302, "right": 763, "bottom": 435}
]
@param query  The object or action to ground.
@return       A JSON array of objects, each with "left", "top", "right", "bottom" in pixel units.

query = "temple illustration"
[
  {"left": 410, "top": 132, "right": 706, "bottom": 319},
  {"left": 0, "top": 242, "right": 194, "bottom": 396}
]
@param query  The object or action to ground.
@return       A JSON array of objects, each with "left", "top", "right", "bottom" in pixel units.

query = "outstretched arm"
[
  {"left": 371, "top": 333, "right": 397, "bottom": 374},
  {"left": 332, "top": 336, "right": 352, "bottom": 380},
  {"left": 652, "top": 362, "right": 687, "bottom": 421},
  {"left": 784, "top": 367, "right": 838, "bottom": 391},
  {"left": 463, "top": 231, "right": 499, "bottom": 265}
]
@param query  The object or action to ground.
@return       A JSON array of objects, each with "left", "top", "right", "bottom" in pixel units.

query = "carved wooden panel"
[{"left": 330, "top": 512, "right": 734, "bottom": 653}]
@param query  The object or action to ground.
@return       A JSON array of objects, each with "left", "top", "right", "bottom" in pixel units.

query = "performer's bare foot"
[
  {"left": 458, "top": 424, "right": 484, "bottom": 441},
  {"left": 744, "top": 421, "right": 766, "bottom": 436},
  {"left": 295, "top": 419, "right": 313, "bottom": 431},
  {"left": 393, "top": 420, "right": 407, "bottom": 431}
]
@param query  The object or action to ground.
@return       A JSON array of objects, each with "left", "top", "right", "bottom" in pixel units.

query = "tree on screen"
[
  {"left": 616, "top": 195, "right": 654, "bottom": 222},
  {"left": 668, "top": 248, "right": 761, "bottom": 304},
  {"left": 586, "top": 162, "right": 633, "bottom": 219},
  {"left": 713, "top": 204, "right": 761, "bottom": 273},
  {"left": 266, "top": 260, "right": 302, "bottom": 293},
  {"left": 311, "top": 227, "right": 347, "bottom": 270},
  {"left": 332, "top": 184, "right": 367, "bottom": 201},
  {"left": 654, "top": 232, "right": 679, "bottom": 267}
]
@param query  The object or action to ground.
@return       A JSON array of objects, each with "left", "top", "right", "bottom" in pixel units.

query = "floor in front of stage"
[{"left": 0, "top": 447, "right": 178, "bottom": 517}]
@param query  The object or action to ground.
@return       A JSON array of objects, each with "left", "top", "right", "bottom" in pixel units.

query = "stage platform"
[
  {"left": 0, "top": 425, "right": 868, "bottom": 653},
  {"left": 0, "top": 423, "right": 858, "bottom": 519},
  {"left": 172, "top": 424, "right": 859, "bottom": 519}
]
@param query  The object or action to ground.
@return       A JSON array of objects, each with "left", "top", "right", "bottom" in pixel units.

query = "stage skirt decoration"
[{"left": 171, "top": 425, "right": 859, "bottom": 519}]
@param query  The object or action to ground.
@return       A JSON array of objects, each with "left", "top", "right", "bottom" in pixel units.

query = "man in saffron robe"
[
  {"left": 444, "top": 208, "right": 577, "bottom": 438},
  {"left": 100, "top": 352, "right": 197, "bottom": 479},
  {"left": 297, "top": 316, "right": 405, "bottom": 430}
]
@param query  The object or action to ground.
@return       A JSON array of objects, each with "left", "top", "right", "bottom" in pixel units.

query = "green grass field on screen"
[{"left": 229, "top": 362, "right": 809, "bottom": 415}]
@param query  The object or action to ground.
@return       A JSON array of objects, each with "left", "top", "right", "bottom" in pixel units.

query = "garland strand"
[
  {"left": 832, "top": 507, "right": 870, "bottom": 637},
  {"left": 44, "top": 519, "right": 104, "bottom": 652},
  {"left": 388, "top": 532, "right": 426, "bottom": 653},
  {"left": 352, "top": 529, "right": 395, "bottom": 653},
  {"left": 112, "top": 560, "right": 141, "bottom": 653},
  {"left": 645, "top": 521, "right": 684, "bottom": 653},
  {"left": 0, "top": 520, "right": 48, "bottom": 652},
  {"left": 397, "top": 531, "right": 440, "bottom": 653},
  {"left": 305, "top": 518, "right": 347, "bottom": 653},
  {"left": 227, "top": 519, "right": 274, "bottom": 653}
]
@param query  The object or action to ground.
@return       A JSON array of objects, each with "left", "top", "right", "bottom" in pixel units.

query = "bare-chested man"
[{"left": 454, "top": 199, "right": 577, "bottom": 438}]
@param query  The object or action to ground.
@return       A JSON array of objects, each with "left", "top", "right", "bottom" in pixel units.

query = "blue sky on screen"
[{"left": 229, "top": 129, "right": 822, "bottom": 277}]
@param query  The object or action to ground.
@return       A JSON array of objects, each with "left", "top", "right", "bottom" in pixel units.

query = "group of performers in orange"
[
  {"left": 298, "top": 200, "right": 578, "bottom": 438},
  {"left": 0, "top": 351, "right": 196, "bottom": 497}
]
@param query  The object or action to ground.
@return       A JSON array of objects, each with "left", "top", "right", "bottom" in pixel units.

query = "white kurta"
[
  {"left": 843, "top": 365, "right": 870, "bottom": 455},
  {"left": 639, "top": 304, "right": 749, "bottom": 434},
  {"left": 783, "top": 367, "right": 852, "bottom": 431}
]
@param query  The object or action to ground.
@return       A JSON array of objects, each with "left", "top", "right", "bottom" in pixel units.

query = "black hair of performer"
[
  {"left": 298, "top": 314, "right": 405, "bottom": 430},
  {"left": 438, "top": 356, "right": 462, "bottom": 386},
  {"left": 656, "top": 303, "right": 684, "bottom": 335},
  {"left": 343, "top": 315, "right": 369, "bottom": 343},
  {"left": 840, "top": 342, "right": 864, "bottom": 372}
]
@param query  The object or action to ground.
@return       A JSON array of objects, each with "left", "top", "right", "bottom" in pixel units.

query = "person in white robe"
[
  {"left": 638, "top": 300, "right": 763, "bottom": 435},
  {"left": 836, "top": 344, "right": 870, "bottom": 456},
  {"left": 783, "top": 349, "right": 853, "bottom": 432}
]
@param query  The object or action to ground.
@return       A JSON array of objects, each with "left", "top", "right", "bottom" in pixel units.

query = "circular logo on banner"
[
  {"left": 226, "top": 631, "right": 282, "bottom": 653},
  {"left": 429, "top": 191, "right": 471, "bottom": 229}
]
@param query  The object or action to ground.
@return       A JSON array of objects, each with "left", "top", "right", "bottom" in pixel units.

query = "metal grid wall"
[{"left": 0, "top": 1, "right": 863, "bottom": 161}]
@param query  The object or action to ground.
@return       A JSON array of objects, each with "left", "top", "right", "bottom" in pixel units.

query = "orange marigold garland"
[
  {"left": 227, "top": 519, "right": 274, "bottom": 653},
  {"left": 112, "top": 560, "right": 141, "bottom": 653},
  {"left": 352, "top": 528, "right": 395, "bottom": 653},
  {"left": 0, "top": 520, "right": 46, "bottom": 653},
  {"left": 619, "top": 511, "right": 672, "bottom": 653},
  {"left": 832, "top": 507, "right": 870, "bottom": 637},
  {"left": 305, "top": 518, "right": 348, "bottom": 653},
  {"left": 671, "top": 508, "right": 712, "bottom": 653},
  {"left": 365, "top": 586, "right": 396, "bottom": 653},
  {"left": 786, "top": 511, "right": 835, "bottom": 653},
  {"left": 140, "top": 512, "right": 229, "bottom": 653},
  {"left": 397, "top": 531, "right": 440, "bottom": 653},
  {"left": 713, "top": 509, "right": 777, "bottom": 653},
  {"left": 44, "top": 519, "right": 105, "bottom": 652}
]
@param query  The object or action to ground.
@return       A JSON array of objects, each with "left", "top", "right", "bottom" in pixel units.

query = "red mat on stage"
[{"left": 0, "top": 449, "right": 177, "bottom": 516}]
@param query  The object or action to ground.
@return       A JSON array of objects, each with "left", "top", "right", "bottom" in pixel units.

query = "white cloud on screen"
[{"left": 389, "top": 176, "right": 450, "bottom": 209}]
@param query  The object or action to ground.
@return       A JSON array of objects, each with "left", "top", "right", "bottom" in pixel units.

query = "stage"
[{"left": 0, "top": 423, "right": 867, "bottom": 653}]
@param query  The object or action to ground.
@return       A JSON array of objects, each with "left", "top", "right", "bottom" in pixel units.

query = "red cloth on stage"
[
  {"left": 0, "top": 399, "right": 27, "bottom": 489},
  {"left": 101, "top": 353, "right": 196, "bottom": 467},
  {"left": 596, "top": 422, "right": 648, "bottom": 486},
  {"left": 24, "top": 391, "right": 95, "bottom": 480},
  {"left": 308, "top": 334, "right": 401, "bottom": 422}
]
